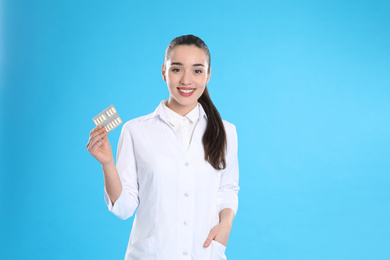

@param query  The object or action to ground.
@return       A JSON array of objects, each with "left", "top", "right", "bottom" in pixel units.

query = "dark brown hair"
[{"left": 164, "top": 35, "right": 227, "bottom": 170}]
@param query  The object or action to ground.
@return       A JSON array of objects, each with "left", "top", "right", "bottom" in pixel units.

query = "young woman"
[{"left": 86, "top": 35, "right": 239, "bottom": 260}]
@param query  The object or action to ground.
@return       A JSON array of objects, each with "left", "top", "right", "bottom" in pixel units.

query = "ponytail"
[
  {"left": 164, "top": 34, "right": 227, "bottom": 170},
  {"left": 198, "top": 87, "right": 227, "bottom": 170}
]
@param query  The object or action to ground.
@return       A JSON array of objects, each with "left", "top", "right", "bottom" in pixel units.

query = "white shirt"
[
  {"left": 104, "top": 101, "right": 239, "bottom": 260},
  {"left": 162, "top": 101, "right": 199, "bottom": 151}
]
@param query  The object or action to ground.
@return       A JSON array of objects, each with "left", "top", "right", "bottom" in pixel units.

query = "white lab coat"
[{"left": 104, "top": 101, "right": 239, "bottom": 260}]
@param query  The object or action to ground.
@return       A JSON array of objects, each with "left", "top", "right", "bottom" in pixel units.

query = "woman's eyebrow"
[{"left": 171, "top": 62, "right": 205, "bottom": 67}]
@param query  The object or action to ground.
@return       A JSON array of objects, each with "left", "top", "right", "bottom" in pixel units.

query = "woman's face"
[{"left": 162, "top": 44, "right": 211, "bottom": 116}]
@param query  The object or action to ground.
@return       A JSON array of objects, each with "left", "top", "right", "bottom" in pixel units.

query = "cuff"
[{"left": 217, "top": 191, "right": 239, "bottom": 215}]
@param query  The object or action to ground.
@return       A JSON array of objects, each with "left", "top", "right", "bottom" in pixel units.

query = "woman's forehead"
[{"left": 168, "top": 45, "right": 208, "bottom": 65}]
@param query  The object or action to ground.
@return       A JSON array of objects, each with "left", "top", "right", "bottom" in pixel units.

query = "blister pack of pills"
[{"left": 92, "top": 105, "right": 122, "bottom": 132}]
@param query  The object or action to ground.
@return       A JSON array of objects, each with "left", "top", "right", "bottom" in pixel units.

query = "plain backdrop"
[{"left": 1, "top": 0, "right": 389, "bottom": 259}]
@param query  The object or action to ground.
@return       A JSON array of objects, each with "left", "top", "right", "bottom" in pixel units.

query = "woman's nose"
[{"left": 180, "top": 71, "right": 192, "bottom": 85}]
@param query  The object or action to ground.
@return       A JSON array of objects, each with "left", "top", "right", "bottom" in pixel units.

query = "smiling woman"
[
  {"left": 162, "top": 44, "right": 210, "bottom": 114},
  {"left": 86, "top": 34, "right": 239, "bottom": 260}
]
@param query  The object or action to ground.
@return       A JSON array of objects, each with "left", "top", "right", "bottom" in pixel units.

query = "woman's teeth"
[{"left": 179, "top": 89, "right": 195, "bottom": 93}]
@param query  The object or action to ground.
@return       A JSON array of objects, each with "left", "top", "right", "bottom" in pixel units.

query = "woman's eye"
[
  {"left": 194, "top": 70, "right": 203, "bottom": 74},
  {"left": 171, "top": 68, "right": 181, "bottom": 72}
]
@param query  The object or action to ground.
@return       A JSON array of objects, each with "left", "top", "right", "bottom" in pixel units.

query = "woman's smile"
[{"left": 178, "top": 87, "right": 196, "bottom": 96}]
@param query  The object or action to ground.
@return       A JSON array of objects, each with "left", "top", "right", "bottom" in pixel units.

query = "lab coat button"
[
  {"left": 183, "top": 251, "right": 188, "bottom": 256},
  {"left": 185, "top": 162, "right": 190, "bottom": 167},
  {"left": 183, "top": 221, "right": 188, "bottom": 226},
  {"left": 184, "top": 192, "right": 189, "bottom": 197}
]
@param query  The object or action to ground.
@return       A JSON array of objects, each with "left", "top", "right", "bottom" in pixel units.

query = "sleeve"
[
  {"left": 216, "top": 123, "right": 240, "bottom": 215},
  {"left": 104, "top": 122, "right": 139, "bottom": 220}
]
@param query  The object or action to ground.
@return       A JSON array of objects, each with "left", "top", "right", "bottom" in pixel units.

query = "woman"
[{"left": 86, "top": 35, "right": 239, "bottom": 260}]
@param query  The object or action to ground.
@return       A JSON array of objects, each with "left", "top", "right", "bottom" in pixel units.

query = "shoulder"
[
  {"left": 122, "top": 101, "right": 166, "bottom": 131},
  {"left": 121, "top": 110, "right": 159, "bottom": 133},
  {"left": 222, "top": 119, "right": 237, "bottom": 136},
  {"left": 222, "top": 119, "right": 238, "bottom": 153},
  {"left": 222, "top": 119, "right": 238, "bottom": 150}
]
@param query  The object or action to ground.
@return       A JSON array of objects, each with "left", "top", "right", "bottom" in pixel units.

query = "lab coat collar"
[
  {"left": 162, "top": 101, "right": 200, "bottom": 127},
  {"left": 185, "top": 104, "right": 200, "bottom": 123},
  {"left": 146, "top": 100, "right": 207, "bottom": 124}
]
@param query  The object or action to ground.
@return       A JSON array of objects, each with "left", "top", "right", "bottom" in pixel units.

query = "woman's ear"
[
  {"left": 206, "top": 67, "right": 211, "bottom": 84},
  {"left": 161, "top": 64, "right": 167, "bottom": 82}
]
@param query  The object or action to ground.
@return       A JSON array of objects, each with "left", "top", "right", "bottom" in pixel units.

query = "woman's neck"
[{"left": 166, "top": 99, "right": 197, "bottom": 116}]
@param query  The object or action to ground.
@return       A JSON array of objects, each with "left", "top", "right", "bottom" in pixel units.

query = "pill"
[{"left": 92, "top": 105, "right": 123, "bottom": 132}]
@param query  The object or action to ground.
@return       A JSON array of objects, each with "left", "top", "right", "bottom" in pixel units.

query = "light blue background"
[{"left": 1, "top": 0, "right": 389, "bottom": 259}]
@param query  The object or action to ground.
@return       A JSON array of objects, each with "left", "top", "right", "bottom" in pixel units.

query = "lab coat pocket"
[
  {"left": 126, "top": 236, "right": 155, "bottom": 260},
  {"left": 210, "top": 240, "right": 227, "bottom": 260}
]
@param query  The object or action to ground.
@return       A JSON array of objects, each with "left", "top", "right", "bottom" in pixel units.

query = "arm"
[
  {"left": 87, "top": 126, "right": 122, "bottom": 204},
  {"left": 87, "top": 125, "right": 139, "bottom": 219},
  {"left": 219, "top": 208, "right": 235, "bottom": 227},
  {"left": 102, "top": 160, "right": 122, "bottom": 204},
  {"left": 204, "top": 124, "right": 240, "bottom": 247}
]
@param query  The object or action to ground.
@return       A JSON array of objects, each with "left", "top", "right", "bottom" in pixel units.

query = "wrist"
[
  {"left": 219, "top": 208, "right": 235, "bottom": 227},
  {"left": 102, "top": 159, "right": 115, "bottom": 169},
  {"left": 219, "top": 219, "right": 233, "bottom": 228}
]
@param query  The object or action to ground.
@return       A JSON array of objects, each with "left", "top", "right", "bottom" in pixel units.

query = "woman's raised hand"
[{"left": 86, "top": 126, "right": 114, "bottom": 166}]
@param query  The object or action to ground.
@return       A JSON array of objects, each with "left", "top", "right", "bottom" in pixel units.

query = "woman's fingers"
[
  {"left": 88, "top": 126, "right": 106, "bottom": 142},
  {"left": 88, "top": 126, "right": 107, "bottom": 142},
  {"left": 88, "top": 135, "right": 106, "bottom": 154},
  {"left": 87, "top": 126, "right": 102, "bottom": 146},
  {"left": 204, "top": 223, "right": 231, "bottom": 248},
  {"left": 90, "top": 125, "right": 103, "bottom": 135},
  {"left": 204, "top": 226, "right": 218, "bottom": 247},
  {"left": 90, "top": 129, "right": 108, "bottom": 146},
  {"left": 88, "top": 133, "right": 108, "bottom": 153},
  {"left": 86, "top": 127, "right": 108, "bottom": 152},
  {"left": 86, "top": 126, "right": 114, "bottom": 165}
]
